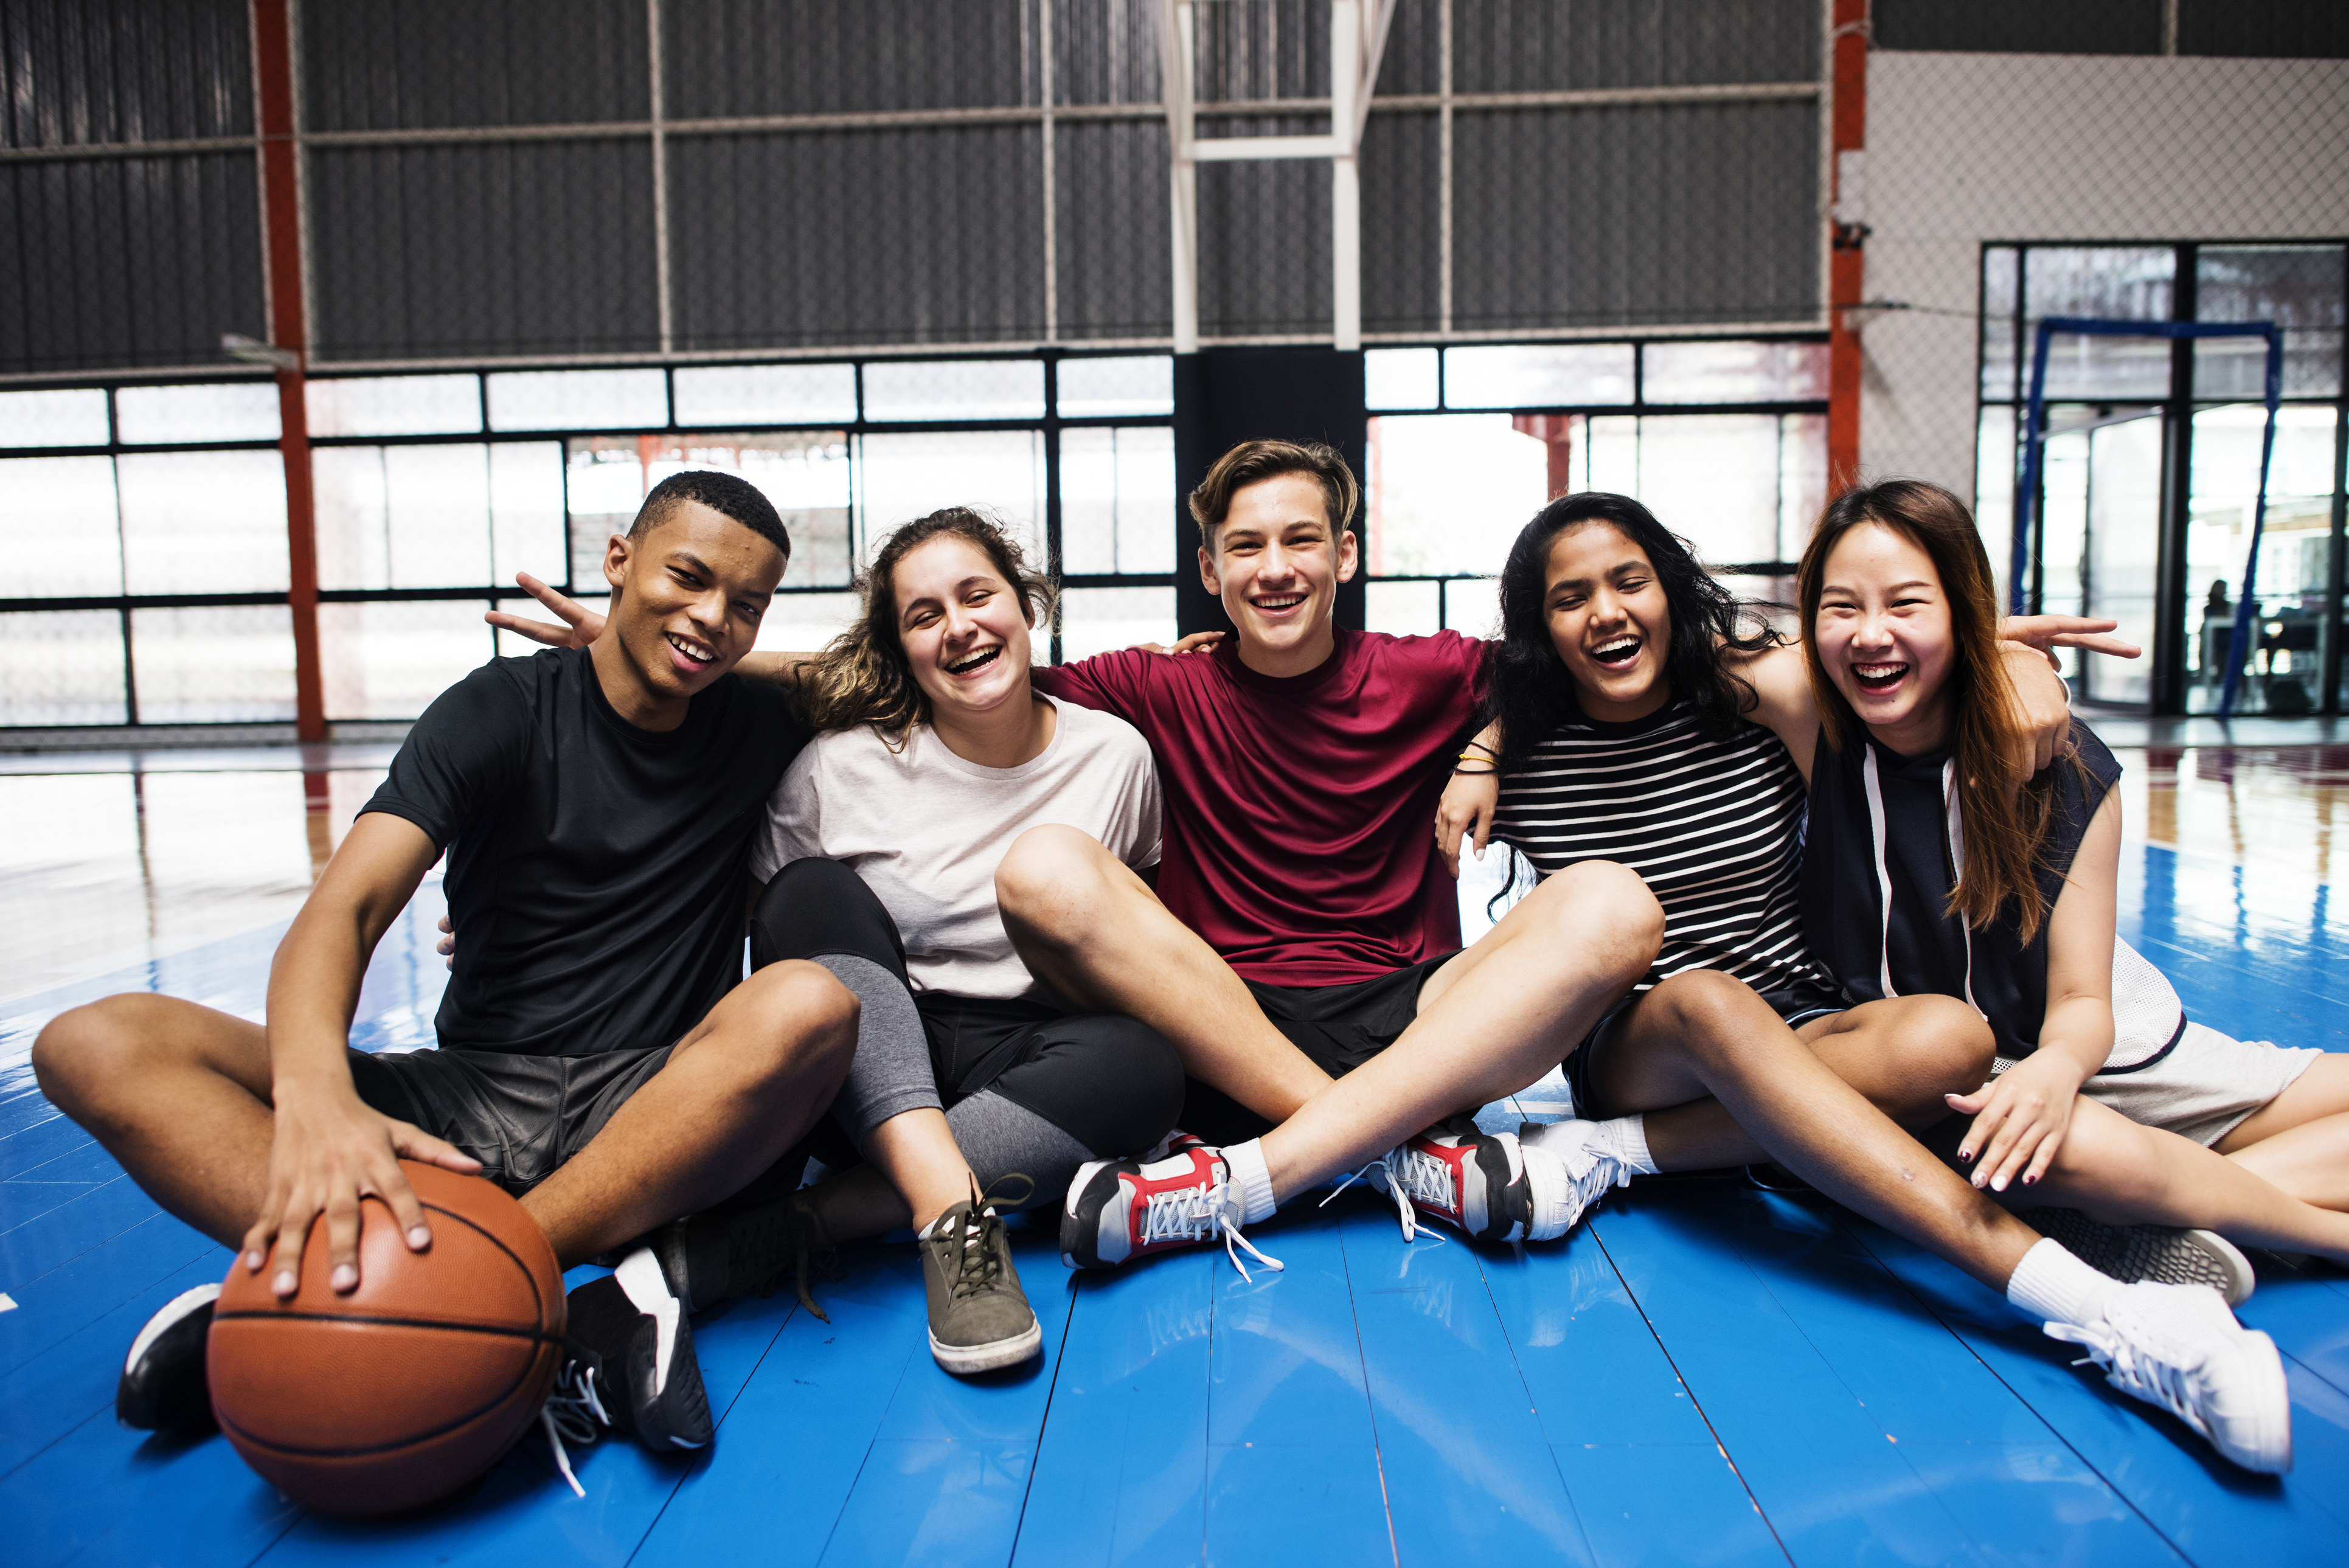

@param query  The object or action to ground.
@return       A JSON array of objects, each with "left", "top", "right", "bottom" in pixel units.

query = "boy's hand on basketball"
[
  {"left": 1998, "top": 614, "right": 2142, "bottom": 662},
  {"left": 242, "top": 1082, "right": 482, "bottom": 1301},
  {"left": 1435, "top": 768, "right": 1497, "bottom": 879},
  {"left": 1946, "top": 1050, "right": 2083, "bottom": 1195},
  {"left": 483, "top": 572, "right": 605, "bottom": 648}
]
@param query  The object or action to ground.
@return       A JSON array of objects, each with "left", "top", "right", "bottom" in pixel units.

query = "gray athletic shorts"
[
  {"left": 1988, "top": 1023, "right": 2323, "bottom": 1148},
  {"left": 345, "top": 1044, "right": 670, "bottom": 1196}
]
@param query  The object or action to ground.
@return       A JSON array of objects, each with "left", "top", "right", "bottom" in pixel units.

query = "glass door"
[
  {"left": 2187, "top": 405, "right": 2340, "bottom": 715},
  {"left": 2036, "top": 407, "right": 2161, "bottom": 708}
]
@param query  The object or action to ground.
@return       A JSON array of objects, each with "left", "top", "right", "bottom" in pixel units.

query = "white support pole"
[
  {"left": 1159, "top": 1, "right": 1199, "bottom": 354},
  {"left": 1331, "top": 0, "right": 1361, "bottom": 351}
]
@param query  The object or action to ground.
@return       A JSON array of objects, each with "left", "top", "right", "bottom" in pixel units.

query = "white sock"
[
  {"left": 2005, "top": 1237, "right": 2121, "bottom": 1329},
  {"left": 614, "top": 1246, "right": 681, "bottom": 1395},
  {"left": 1594, "top": 1115, "right": 1659, "bottom": 1176},
  {"left": 1220, "top": 1138, "right": 1278, "bottom": 1224}
]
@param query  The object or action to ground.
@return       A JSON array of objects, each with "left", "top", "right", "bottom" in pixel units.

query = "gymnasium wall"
[{"left": 1855, "top": 47, "right": 2349, "bottom": 554}]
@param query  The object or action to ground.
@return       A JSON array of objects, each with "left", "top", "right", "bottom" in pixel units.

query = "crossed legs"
[
  {"left": 996, "top": 824, "right": 1664, "bottom": 1206},
  {"left": 30, "top": 962, "right": 856, "bottom": 1271}
]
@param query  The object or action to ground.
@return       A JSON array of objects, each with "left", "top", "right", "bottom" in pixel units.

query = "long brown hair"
[
  {"left": 1798, "top": 479, "right": 2069, "bottom": 943},
  {"left": 796, "top": 508, "right": 1057, "bottom": 744}
]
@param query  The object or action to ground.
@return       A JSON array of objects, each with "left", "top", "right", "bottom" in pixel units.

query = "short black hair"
[{"left": 630, "top": 470, "right": 791, "bottom": 564}]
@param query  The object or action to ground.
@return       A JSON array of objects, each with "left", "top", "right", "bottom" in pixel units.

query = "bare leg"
[
  {"left": 1574, "top": 972, "right": 2041, "bottom": 1291},
  {"left": 1254, "top": 860, "right": 1664, "bottom": 1203},
  {"left": 1627, "top": 994, "right": 1994, "bottom": 1168},
  {"left": 1988, "top": 1095, "right": 2349, "bottom": 1265},
  {"left": 802, "top": 1108, "right": 973, "bottom": 1241},
  {"left": 33, "top": 994, "right": 276, "bottom": 1247},
  {"left": 998, "top": 824, "right": 1331, "bottom": 1120},
  {"left": 519, "top": 960, "right": 857, "bottom": 1264},
  {"left": 2215, "top": 1055, "right": 2349, "bottom": 1210}
]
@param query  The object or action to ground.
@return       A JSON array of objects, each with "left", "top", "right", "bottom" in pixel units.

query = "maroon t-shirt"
[{"left": 1033, "top": 630, "right": 1485, "bottom": 987}]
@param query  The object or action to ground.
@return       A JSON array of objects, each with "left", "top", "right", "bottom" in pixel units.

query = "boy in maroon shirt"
[{"left": 1001, "top": 440, "right": 1667, "bottom": 1272}]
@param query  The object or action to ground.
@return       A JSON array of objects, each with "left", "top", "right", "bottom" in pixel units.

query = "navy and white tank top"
[
  {"left": 1493, "top": 699, "right": 1836, "bottom": 1001},
  {"left": 1801, "top": 717, "right": 2184, "bottom": 1070}
]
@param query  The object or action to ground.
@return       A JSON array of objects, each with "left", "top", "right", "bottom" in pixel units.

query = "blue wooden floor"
[{"left": 4, "top": 749, "right": 2348, "bottom": 1565}]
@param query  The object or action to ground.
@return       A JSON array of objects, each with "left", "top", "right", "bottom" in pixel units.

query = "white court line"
[{"left": 0, "top": 1293, "right": 18, "bottom": 1313}]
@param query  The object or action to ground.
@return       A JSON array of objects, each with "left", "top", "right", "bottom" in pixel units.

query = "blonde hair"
[
  {"left": 796, "top": 508, "right": 1057, "bottom": 744},
  {"left": 1799, "top": 479, "right": 2072, "bottom": 944}
]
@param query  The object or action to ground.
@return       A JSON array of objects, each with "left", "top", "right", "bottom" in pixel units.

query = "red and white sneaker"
[
  {"left": 1061, "top": 1145, "right": 1285, "bottom": 1281},
  {"left": 1364, "top": 1120, "right": 1613, "bottom": 1244}
]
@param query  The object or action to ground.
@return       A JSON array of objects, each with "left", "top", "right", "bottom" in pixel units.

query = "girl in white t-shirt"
[{"left": 747, "top": 508, "right": 1181, "bottom": 1376}]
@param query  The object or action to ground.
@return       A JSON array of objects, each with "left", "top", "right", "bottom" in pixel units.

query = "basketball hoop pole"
[{"left": 2013, "top": 316, "right": 2284, "bottom": 719}]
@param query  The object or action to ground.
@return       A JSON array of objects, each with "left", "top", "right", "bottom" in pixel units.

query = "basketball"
[{"left": 207, "top": 1160, "right": 566, "bottom": 1516}]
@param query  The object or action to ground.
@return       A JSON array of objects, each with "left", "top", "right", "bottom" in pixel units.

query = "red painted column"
[
  {"left": 253, "top": 0, "right": 325, "bottom": 741},
  {"left": 1827, "top": 0, "right": 1868, "bottom": 493}
]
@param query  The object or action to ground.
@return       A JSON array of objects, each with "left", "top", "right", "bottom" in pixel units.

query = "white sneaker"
[
  {"left": 2044, "top": 1280, "right": 2292, "bottom": 1474},
  {"left": 1517, "top": 1119, "right": 1634, "bottom": 1241}
]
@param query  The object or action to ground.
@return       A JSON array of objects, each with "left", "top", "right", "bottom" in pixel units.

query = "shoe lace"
[
  {"left": 540, "top": 1347, "right": 611, "bottom": 1499},
  {"left": 1140, "top": 1164, "right": 1285, "bottom": 1282},
  {"left": 945, "top": 1174, "right": 1036, "bottom": 1303},
  {"left": 2045, "top": 1308, "right": 2211, "bottom": 1440},
  {"left": 1324, "top": 1147, "right": 1454, "bottom": 1241}
]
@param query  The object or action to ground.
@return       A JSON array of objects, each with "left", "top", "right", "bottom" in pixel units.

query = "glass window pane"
[
  {"left": 114, "top": 381, "right": 280, "bottom": 445},
  {"left": 2188, "top": 404, "right": 2340, "bottom": 715},
  {"left": 1057, "top": 356, "right": 1173, "bottom": 418},
  {"left": 305, "top": 375, "right": 482, "bottom": 438},
  {"left": 1365, "top": 349, "right": 1440, "bottom": 411},
  {"left": 864, "top": 359, "right": 1044, "bottom": 423},
  {"left": 1060, "top": 426, "right": 1175, "bottom": 576},
  {"left": 130, "top": 605, "right": 297, "bottom": 723},
  {"left": 2195, "top": 245, "right": 2345, "bottom": 400},
  {"left": 672, "top": 364, "right": 858, "bottom": 427},
  {"left": 563, "top": 434, "right": 855, "bottom": 592},
  {"left": 1583, "top": 415, "right": 1638, "bottom": 493},
  {"left": 0, "top": 609, "right": 127, "bottom": 724},
  {"left": 856, "top": 429, "right": 1046, "bottom": 568},
  {"left": 487, "top": 369, "right": 668, "bottom": 432},
  {"left": 0, "top": 456, "right": 122, "bottom": 597},
  {"left": 2024, "top": 248, "right": 2176, "bottom": 401},
  {"left": 1636, "top": 415, "right": 1782, "bottom": 567},
  {"left": 754, "top": 591, "right": 861, "bottom": 653},
  {"left": 1443, "top": 344, "right": 1634, "bottom": 409},
  {"left": 490, "top": 442, "right": 569, "bottom": 589},
  {"left": 2083, "top": 415, "right": 2162, "bottom": 708},
  {"left": 1445, "top": 577, "right": 1501, "bottom": 638},
  {"left": 117, "top": 450, "right": 289, "bottom": 595},
  {"left": 1366, "top": 580, "right": 1440, "bottom": 636},
  {"left": 1976, "top": 405, "right": 2018, "bottom": 605},
  {"left": 1643, "top": 341, "right": 1829, "bottom": 404},
  {"left": 321, "top": 600, "right": 494, "bottom": 721},
  {"left": 0, "top": 388, "right": 109, "bottom": 448},
  {"left": 1058, "top": 586, "right": 1176, "bottom": 663},
  {"left": 1981, "top": 246, "right": 2021, "bottom": 402},
  {"left": 1777, "top": 413, "right": 1827, "bottom": 565},
  {"left": 314, "top": 445, "right": 392, "bottom": 592},
  {"left": 1364, "top": 415, "right": 1544, "bottom": 577},
  {"left": 2039, "top": 423, "right": 2090, "bottom": 626},
  {"left": 380, "top": 444, "right": 494, "bottom": 589}
]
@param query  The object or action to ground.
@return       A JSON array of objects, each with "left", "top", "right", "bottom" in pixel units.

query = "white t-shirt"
[{"left": 749, "top": 696, "right": 1162, "bottom": 1001}]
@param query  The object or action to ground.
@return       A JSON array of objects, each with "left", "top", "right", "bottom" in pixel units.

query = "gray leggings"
[{"left": 750, "top": 858, "right": 1184, "bottom": 1209}]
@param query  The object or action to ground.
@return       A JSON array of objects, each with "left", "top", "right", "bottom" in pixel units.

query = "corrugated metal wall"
[{"left": 2, "top": 0, "right": 1836, "bottom": 375}]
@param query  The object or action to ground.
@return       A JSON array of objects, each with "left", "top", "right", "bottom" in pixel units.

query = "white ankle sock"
[
  {"left": 1595, "top": 1115, "right": 1659, "bottom": 1176},
  {"left": 1220, "top": 1138, "right": 1278, "bottom": 1224},
  {"left": 2005, "top": 1237, "right": 2120, "bottom": 1329}
]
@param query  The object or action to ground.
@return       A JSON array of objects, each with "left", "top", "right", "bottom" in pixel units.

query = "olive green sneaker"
[{"left": 920, "top": 1180, "right": 1043, "bottom": 1375}]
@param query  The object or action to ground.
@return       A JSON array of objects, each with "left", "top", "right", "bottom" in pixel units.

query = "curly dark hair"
[{"left": 1477, "top": 492, "right": 1782, "bottom": 779}]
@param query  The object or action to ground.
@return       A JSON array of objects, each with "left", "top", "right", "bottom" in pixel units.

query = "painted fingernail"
[
  {"left": 330, "top": 1264, "right": 358, "bottom": 1291},
  {"left": 272, "top": 1271, "right": 297, "bottom": 1296},
  {"left": 408, "top": 1226, "right": 432, "bottom": 1248}
]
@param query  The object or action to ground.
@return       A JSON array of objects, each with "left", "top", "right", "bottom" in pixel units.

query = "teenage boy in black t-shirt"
[{"left": 34, "top": 471, "right": 855, "bottom": 1455}]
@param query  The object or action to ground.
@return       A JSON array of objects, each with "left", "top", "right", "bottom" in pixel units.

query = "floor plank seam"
[
  {"left": 1002, "top": 1264, "right": 1085, "bottom": 1567},
  {"left": 1585, "top": 1216, "right": 1795, "bottom": 1568},
  {"left": 1331, "top": 1214, "right": 1404, "bottom": 1568}
]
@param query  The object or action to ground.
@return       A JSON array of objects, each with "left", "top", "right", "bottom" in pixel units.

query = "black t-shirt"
[
  {"left": 1800, "top": 717, "right": 2121, "bottom": 1061},
  {"left": 362, "top": 648, "right": 809, "bottom": 1057}
]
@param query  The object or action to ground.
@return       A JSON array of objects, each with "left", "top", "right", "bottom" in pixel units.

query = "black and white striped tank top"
[{"left": 1493, "top": 699, "right": 1835, "bottom": 999}]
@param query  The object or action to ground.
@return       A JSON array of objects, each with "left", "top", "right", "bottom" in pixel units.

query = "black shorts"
[
  {"left": 348, "top": 1044, "right": 811, "bottom": 1206},
  {"left": 1563, "top": 978, "right": 1845, "bottom": 1122},
  {"left": 1176, "top": 951, "right": 1459, "bottom": 1145}
]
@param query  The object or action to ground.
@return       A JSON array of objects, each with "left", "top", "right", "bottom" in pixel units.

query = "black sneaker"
[
  {"left": 564, "top": 1247, "right": 712, "bottom": 1451},
  {"left": 651, "top": 1190, "right": 840, "bottom": 1322},
  {"left": 921, "top": 1179, "right": 1043, "bottom": 1375},
  {"left": 117, "top": 1282, "right": 221, "bottom": 1432}
]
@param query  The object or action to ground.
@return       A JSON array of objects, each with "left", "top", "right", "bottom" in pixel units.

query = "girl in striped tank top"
[{"left": 1438, "top": 493, "right": 2295, "bottom": 1473}]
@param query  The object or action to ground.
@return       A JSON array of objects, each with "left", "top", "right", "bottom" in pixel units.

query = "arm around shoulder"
[{"left": 1729, "top": 640, "right": 1822, "bottom": 785}]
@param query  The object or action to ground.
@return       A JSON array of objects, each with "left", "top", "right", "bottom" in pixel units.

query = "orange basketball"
[{"left": 208, "top": 1160, "right": 566, "bottom": 1516}]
